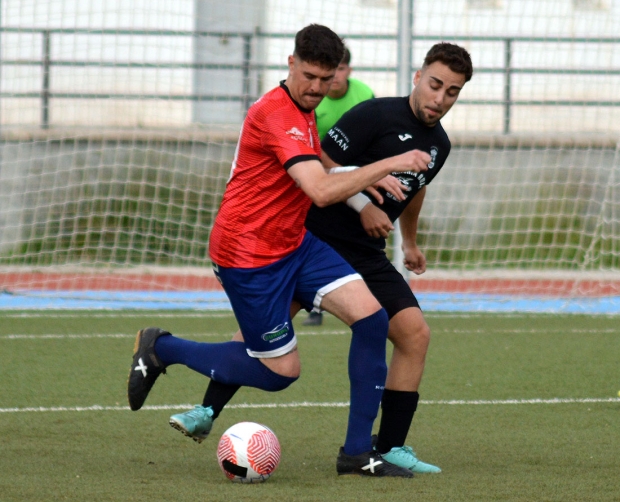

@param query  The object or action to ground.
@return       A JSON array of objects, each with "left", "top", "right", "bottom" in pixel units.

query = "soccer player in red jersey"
[{"left": 128, "top": 24, "right": 430, "bottom": 477}]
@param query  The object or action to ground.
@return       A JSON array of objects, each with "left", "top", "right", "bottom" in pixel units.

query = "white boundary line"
[
  {"left": 0, "top": 311, "right": 237, "bottom": 319},
  {"left": 1, "top": 398, "right": 619, "bottom": 413},
  {"left": 4, "top": 311, "right": 618, "bottom": 319},
  {"left": 0, "top": 330, "right": 349, "bottom": 339},
  {"left": 2, "top": 327, "right": 617, "bottom": 340}
]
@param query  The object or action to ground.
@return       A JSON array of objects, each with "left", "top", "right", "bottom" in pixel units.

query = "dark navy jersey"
[{"left": 305, "top": 96, "right": 451, "bottom": 253}]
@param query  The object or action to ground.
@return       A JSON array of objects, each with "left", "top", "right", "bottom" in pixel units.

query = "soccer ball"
[{"left": 216, "top": 422, "right": 281, "bottom": 483}]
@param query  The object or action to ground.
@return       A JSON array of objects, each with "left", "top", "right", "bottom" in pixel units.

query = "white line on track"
[
  {"left": 1, "top": 311, "right": 237, "bottom": 319},
  {"left": 1, "top": 398, "right": 618, "bottom": 414},
  {"left": 0, "top": 330, "right": 349, "bottom": 339},
  {"left": 5, "top": 311, "right": 614, "bottom": 319},
  {"left": 2, "top": 327, "right": 616, "bottom": 340}
]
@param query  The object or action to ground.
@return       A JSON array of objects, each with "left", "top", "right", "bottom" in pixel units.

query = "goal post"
[{"left": 1, "top": 0, "right": 620, "bottom": 311}]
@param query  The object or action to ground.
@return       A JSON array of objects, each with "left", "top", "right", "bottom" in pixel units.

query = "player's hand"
[
  {"left": 366, "top": 175, "right": 409, "bottom": 204},
  {"left": 391, "top": 149, "right": 431, "bottom": 173},
  {"left": 360, "top": 204, "right": 394, "bottom": 239},
  {"left": 403, "top": 244, "right": 426, "bottom": 275}
]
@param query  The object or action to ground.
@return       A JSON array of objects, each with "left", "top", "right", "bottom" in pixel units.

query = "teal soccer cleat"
[
  {"left": 381, "top": 445, "right": 442, "bottom": 474},
  {"left": 169, "top": 405, "right": 214, "bottom": 444}
]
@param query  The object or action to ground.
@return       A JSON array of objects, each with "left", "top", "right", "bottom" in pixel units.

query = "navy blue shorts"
[{"left": 213, "top": 231, "right": 361, "bottom": 358}]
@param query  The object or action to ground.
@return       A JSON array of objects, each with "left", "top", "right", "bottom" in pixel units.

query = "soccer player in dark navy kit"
[
  {"left": 127, "top": 24, "right": 432, "bottom": 478},
  {"left": 305, "top": 42, "right": 474, "bottom": 473}
]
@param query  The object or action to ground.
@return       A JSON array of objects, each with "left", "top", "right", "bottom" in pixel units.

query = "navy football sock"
[
  {"left": 154, "top": 337, "right": 297, "bottom": 392},
  {"left": 343, "top": 309, "right": 389, "bottom": 456}
]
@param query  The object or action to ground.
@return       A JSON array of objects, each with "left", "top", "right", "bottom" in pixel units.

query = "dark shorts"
[{"left": 326, "top": 241, "right": 420, "bottom": 319}]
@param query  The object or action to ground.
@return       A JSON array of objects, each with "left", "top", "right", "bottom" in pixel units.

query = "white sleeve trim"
[{"left": 346, "top": 192, "right": 372, "bottom": 213}]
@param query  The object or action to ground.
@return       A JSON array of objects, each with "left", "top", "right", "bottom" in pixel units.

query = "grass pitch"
[{"left": 1, "top": 310, "right": 619, "bottom": 501}]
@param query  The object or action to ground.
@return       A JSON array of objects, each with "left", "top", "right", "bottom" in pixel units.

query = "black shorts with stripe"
[{"left": 326, "top": 240, "right": 420, "bottom": 319}]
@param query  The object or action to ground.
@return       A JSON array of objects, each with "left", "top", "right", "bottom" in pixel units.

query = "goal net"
[{"left": 1, "top": 0, "right": 619, "bottom": 312}]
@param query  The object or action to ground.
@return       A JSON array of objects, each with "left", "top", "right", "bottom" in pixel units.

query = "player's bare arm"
[
  {"left": 322, "top": 151, "right": 409, "bottom": 203},
  {"left": 288, "top": 150, "right": 429, "bottom": 208},
  {"left": 399, "top": 186, "right": 427, "bottom": 275}
]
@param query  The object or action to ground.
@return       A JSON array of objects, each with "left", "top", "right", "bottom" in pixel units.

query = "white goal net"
[{"left": 1, "top": 0, "right": 619, "bottom": 312}]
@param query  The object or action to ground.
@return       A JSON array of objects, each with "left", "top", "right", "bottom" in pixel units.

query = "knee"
[
  {"left": 276, "top": 357, "right": 302, "bottom": 380},
  {"left": 416, "top": 322, "right": 431, "bottom": 349},
  {"left": 255, "top": 357, "right": 300, "bottom": 392},
  {"left": 270, "top": 371, "right": 299, "bottom": 391},
  {"left": 390, "top": 320, "right": 431, "bottom": 354},
  {"left": 260, "top": 351, "right": 302, "bottom": 380}
]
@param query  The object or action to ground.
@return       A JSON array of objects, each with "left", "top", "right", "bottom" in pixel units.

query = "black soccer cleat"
[
  {"left": 127, "top": 327, "right": 170, "bottom": 411},
  {"left": 302, "top": 311, "right": 324, "bottom": 326},
  {"left": 336, "top": 447, "right": 414, "bottom": 478}
]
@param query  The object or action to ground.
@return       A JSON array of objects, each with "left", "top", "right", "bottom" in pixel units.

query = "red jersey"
[{"left": 209, "top": 83, "right": 321, "bottom": 268}]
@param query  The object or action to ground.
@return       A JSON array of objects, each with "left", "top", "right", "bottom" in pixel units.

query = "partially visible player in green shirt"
[
  {"left": 314, "top": 46, "right": 375, "bottom": 140},
  {"left": 304, "top": 47, "right": 374, "bottom": 326}
]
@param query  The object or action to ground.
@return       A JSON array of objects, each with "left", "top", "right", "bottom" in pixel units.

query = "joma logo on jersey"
[
  {"left": 262, "top": 322, "right": 290, "bottom": 343},
  {"left": 327, "top": 127, "right": 349, "bottom": 151}
]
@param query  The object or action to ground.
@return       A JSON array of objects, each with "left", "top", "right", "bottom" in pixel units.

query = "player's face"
[
  {"left": 410, "top": 61, "right": 466, "bottom": 127},
  {"left": 327, "top": 63, "right": 352, "bottom": 98},
  {"left": 286, "top": 55, "right": 336, "bottom": 110}
]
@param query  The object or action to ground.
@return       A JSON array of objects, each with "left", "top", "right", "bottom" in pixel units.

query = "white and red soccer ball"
[{"left": 216, "top": 422, "right": 281, "bottom": 483}]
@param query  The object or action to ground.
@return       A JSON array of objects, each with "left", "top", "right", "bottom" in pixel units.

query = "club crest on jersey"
[
  {"left": 286, "top": 127, "right": 306, "bottom": 141},
  {"left": 428, "top": 146, "right": 438, "bottom": 169},
  {"left": 262, "top": 322, "right": 290, "bottom": 343}
]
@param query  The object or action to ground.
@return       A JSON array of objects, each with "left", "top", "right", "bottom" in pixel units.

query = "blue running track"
[{"left": 1, "top": 290, "right": 619, "bottom": 314}]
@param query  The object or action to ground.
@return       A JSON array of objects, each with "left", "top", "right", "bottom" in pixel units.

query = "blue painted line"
[
  {"left": 1, "top": 290, "right": 619, "bottom": 314},
  {"left": 419, "top": 293, "right": 620, "bottom": 315},
  {"left": 0, "top": 291, "right": 231, "bottom": 310}
]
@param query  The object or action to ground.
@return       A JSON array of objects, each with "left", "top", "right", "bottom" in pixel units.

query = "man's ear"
[{"left": 413, "top": 69, "right": 422, "bottom": 87}]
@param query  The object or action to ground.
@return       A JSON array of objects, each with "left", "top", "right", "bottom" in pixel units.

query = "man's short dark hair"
[
  {"left": 423, "top": 42, "right": 474, "bottom": 82},
  {"left": 341, "top": 46, "right": 351, "bottom": 66},
  {"left": 294, "top": 24, "right": 345, "bottom": 70}
]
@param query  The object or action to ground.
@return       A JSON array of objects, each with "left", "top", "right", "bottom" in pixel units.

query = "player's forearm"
[
  {"left": 310, "top": 157, "right": 401, "bottom": 207},
  {"left": 400, "top": 221, "right": 419, "bottom": 249},
  {"left": 399, "top": 187, "right": 426, "bottom": 246},
  {"left": 400, "top": 212, "right": 419, "bottom": 247}
]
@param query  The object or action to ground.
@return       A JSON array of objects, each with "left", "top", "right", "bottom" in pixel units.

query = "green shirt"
[{"left": 315, "top": 78, "right": 374, "bottom": 140}]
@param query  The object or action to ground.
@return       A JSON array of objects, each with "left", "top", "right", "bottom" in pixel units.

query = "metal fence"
[{"left": 2, "top": 27, "right": 620, "bottom": 133}]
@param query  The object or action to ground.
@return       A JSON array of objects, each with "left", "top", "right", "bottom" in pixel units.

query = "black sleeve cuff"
[{"left": 284, "top": 154, "right": 320, "bottom": 170}]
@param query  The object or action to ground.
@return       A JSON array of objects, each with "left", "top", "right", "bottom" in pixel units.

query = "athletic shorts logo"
[
  {"left": 261, "top": 322, "right": 290, "bottom": 343},
  {"left": 212, "top": 264, "right": 223, "bottom": 285}
]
